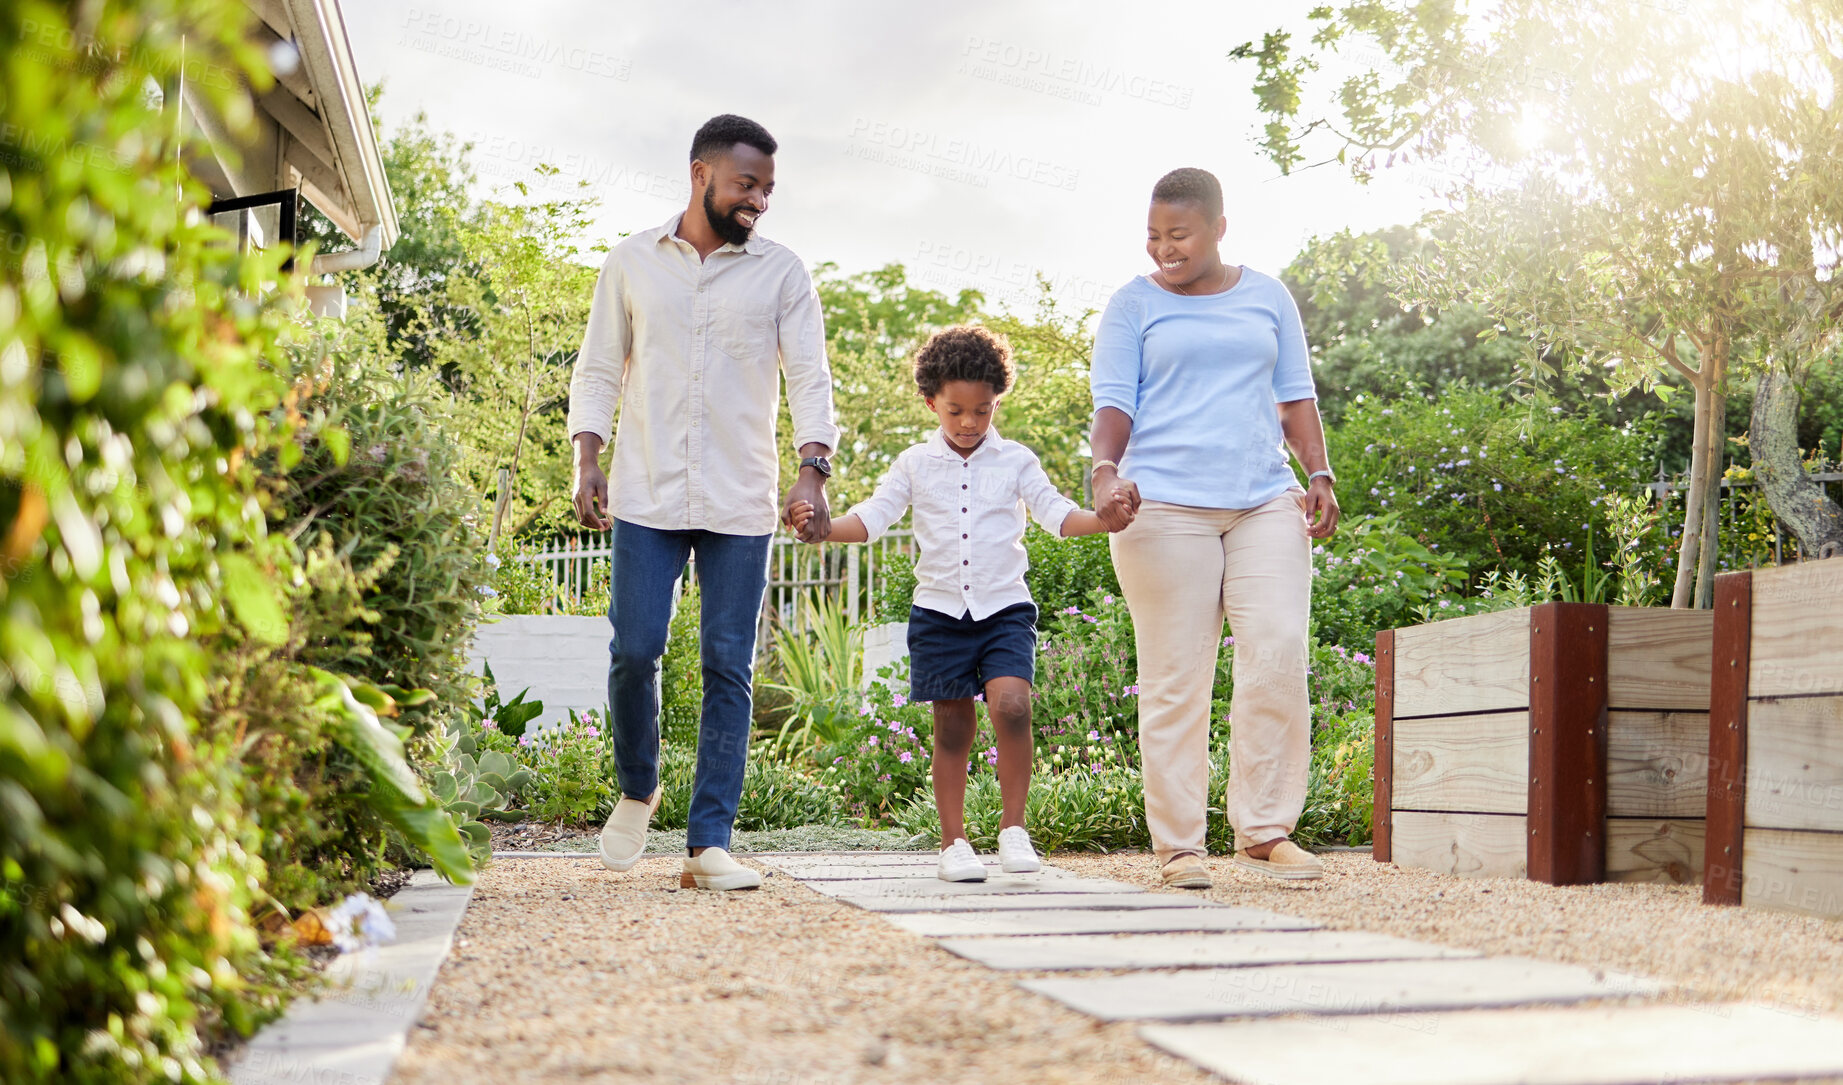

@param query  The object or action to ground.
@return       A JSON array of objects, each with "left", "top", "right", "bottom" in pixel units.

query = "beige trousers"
[{"left": 1110, "top": 492, "right": 1312, "bottom": 861}]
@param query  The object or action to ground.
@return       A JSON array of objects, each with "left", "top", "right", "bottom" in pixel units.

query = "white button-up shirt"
[
  {"left": 565, "top": 214, "right": 840, "bottom": 535},
  {"left": 849, "top": 429, "right": 1079, "bottom": 620}
]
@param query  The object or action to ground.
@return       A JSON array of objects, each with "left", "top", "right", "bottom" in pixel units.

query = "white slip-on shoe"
[
  {"left": 997, "top": 825, "right": 1041, "bottom": 873},
  {"left": 1232, "top": 839, "right": 1324, "bottom": 882},
  {"left": 598, "top": 786, "right": 662, "bottom": 872},
  {"left": 680, "top": 847, "right": 762, "bottom": 891},
  {"left": 937, "top": 838, "right": 988, "bottom": 882}
]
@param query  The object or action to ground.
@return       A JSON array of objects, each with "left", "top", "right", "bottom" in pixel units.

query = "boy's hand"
[
  {"left": 788, "top": 499, "right": 824, "bottom": 538},
  {"left": 1105, "top": 501, "right": 1137, "bottom": 532}
]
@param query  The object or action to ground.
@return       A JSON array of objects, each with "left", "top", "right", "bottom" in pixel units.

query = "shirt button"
[
  {"left": 961, "top": 507, "right": 967, "bottom": 513},
  {"left": 961, "top": 533, "right": 967, "bottom": 539},
  {"left": 963, "top": 585, "right": 970, "bottom": 591},
  {"left": 962, "top": 484, "right": 968, "bottom": 489},
  {"left": 963, "top": 559, "right": 969, "bottom": 565}
]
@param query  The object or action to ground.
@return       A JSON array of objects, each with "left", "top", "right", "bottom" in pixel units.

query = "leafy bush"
[
  {"left": 271, "top": 333, "right": 492, "bottom": 735},
  {"left": 763, "top": 591, "right": 864, "bottom": 752},
  {"left": 661, "top": 584, "right": 702, "bottom": 746},
  {"left": 872, "top": 551, "right": 917, "bottom": 623},
  {"left": 653, "top": 742, "right": 841, "bottom": 832},
  {"left": 488, "top": 537, "right": 561, "bottom": 615},
  {"left": 1332, "top": 386, "right": 1662, "bottom": 584},
  {"left": 518, "top": 711, "right": 615, "bottom": 824},
  {"left": 1024, "top": 530, "right": 1121, "bottom": 615},
  {"left": 1034, "top": 593, "right": 1141, "bottom": 764}
]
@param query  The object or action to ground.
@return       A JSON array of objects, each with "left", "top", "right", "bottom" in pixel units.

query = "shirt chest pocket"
[
  {"left": 973, "top": 471, "right": 1015, "bottom": 507},
  {"left": 712, "top": 300, "right": 778, "bottom": 362}
]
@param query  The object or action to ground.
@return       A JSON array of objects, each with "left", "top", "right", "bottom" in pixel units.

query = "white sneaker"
[
  {"left": 598, "top": 787, "right": 661, "bottom": 872},
  {"left": 680, "top": 847, "right": 762, "bottom": 891},
  {"left": 937, "top": 838, "right": 988, "bottom": 882},
  {"left": 997, "top": 825, "right": 1041, "bottom": 873}
]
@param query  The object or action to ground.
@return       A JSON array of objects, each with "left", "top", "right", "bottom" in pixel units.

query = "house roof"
[{"left": 189, "top": 0, "right": 397, "bottom": 248}]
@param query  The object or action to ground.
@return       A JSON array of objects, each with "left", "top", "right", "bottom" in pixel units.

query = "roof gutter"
[{"left": 309, "top": 223, "right": 382, "bottom": 275}]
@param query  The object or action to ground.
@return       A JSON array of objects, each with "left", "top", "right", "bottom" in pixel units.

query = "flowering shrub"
[
  {"left": 817, "top": 673, "right": 939, "bottom": 823},
  {"left": 519, "top": 710, "right": 614, "bottom": 823},
  {"left": 1033, "top": 593, "right": 1142, "bottom": 765}
]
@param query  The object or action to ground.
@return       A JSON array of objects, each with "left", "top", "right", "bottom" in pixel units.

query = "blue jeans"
[{"left": 605, "top": 518, "right": 770, "bottom": 851}]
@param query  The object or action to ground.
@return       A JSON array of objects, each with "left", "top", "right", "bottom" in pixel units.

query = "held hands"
[
  {"left": 787, "top": 499, "right": 829, "bottom": 541},
  {"left": 1095, "top": 470, "right": 1141, "bottom": 533}
]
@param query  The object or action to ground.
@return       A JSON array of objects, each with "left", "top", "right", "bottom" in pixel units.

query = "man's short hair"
[
  {"left": 690, "top": 114, "right": 778, "bottom": 164},
  {"left": 913, "top": 325, "right": 1015, "bottom": 398},
  {"left": 1151, "top": 167, "right": 1223, "bottom": 221}
]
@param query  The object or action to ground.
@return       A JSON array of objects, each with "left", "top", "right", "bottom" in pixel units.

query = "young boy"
[{"left": 790, "top": 325, "right": 1128, "bottom": 881}]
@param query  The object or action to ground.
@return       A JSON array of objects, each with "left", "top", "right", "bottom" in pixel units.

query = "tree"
[
  {"left": 427, "top": 174, "right": 600, "bottom": 542},
  {"left": 1237, "top": 0, "right": 1843, "bottom": 603}
]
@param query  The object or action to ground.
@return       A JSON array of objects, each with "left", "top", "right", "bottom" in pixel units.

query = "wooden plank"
[
  {"left": 1605, "top": 819, "right": 1705, "bottom": 885},
  {"left": 1706, "top": 570, "right": 1752, "bottom": 905},
  {"left": 1374, "top": 629, "right": 1395, "bottom": 863},
  {"left": 1389, "top": 811, "right": 1527, "bottom": 879},
  {"left": 1747, "top": 559, "right": 1843, "bottom": 697},
  {"left": 1527, "top": 602, "right": 1609, "bottom": 885},
  {"left": 1392, "top": 712, "right": 1529, "bottom": 815},
  {"left": 1394, "top": 608, "right": 1531, "bottom": 717},
  {"left": 1605, "top": 606, "right": 1713, "bottom": 710},
  {"left": 1741, "top": 826, "right": 1843, "bottom": 919},
  {"left": 1606, "top": 711, "right": 1709, "bottom": 818},
  {"left": 1743, "top": 695, "right": 1843, "bottom": 833}
]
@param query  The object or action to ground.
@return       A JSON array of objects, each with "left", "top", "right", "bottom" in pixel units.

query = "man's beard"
[{"left": 703, "top": 186, "right": 754, "bottom": 246}]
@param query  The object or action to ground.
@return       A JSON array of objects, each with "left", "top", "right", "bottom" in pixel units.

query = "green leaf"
[{"left": 220, "top": 552, "right": 288, "bottom": 646}]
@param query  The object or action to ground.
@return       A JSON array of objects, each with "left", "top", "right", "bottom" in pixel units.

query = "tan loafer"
[
  {"left": 1160, "top": 852, "right": 1213, "bottom": 890},
  {"left": 680, "top": 847, "right": 762, "bottom": 891},
  {"left": 598, "top": 786, "right": 662, "bottom": 872},
  {"left": 1232, "top": 838, "right": 1324, "bottom": 881}
]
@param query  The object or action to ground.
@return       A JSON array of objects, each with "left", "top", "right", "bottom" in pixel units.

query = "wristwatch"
[{"left": 799, "top": 455, "right": 833, "bottom": 478}]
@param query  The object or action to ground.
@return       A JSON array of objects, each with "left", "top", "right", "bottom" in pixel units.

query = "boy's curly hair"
[{"left": 913, "top": 325, "right": 1015, "bottom": 398}]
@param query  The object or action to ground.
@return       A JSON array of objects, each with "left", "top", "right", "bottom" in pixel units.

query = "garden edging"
[{"left": 225, "top": 871, "right": 474, "bottom": 1085}]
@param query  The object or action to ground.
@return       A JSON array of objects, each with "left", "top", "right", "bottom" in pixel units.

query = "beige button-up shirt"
[
  {"left": 565, "top": 214, "right": 840, "bottom": 536},
  {"left": 848, "top": 429, "right": 1079, "bottom": 620}
]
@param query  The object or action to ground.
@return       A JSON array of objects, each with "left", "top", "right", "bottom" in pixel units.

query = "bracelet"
[
  {"left": 1092, "top": 459, "right": 1120, "bottom": 476},
  {"left": 1308, "top": 469, "right": 1336, "bottom": 486}
]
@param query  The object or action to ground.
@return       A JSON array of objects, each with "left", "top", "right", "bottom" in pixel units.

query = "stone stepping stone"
[
  {"left": 1138, "top": 1002, "right": 1843, "bottom": 1085},
  {"left": 758, "top": 852, "right": 941, "bottom": 869},
  {"left": 886, "top": 906, "right": 1322, "bottom": 938},
  {"left": 842, "top": 891, "right": 1205, "bottom": 914},
  {"left": 804, "top": 875, "right": 1143, "bottom": 898},
  {"left": 935, "top": 930, "right": 1475, "bottom": 972},
  {"left": 1021, "top": 956, "right": 1658, "bottom": 1022},
  {"left": 773, "top": 864, "right": 1085, "bottom": 882}
]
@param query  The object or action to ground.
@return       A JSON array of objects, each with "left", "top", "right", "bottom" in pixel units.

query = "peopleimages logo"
[
  {"left": 845, "top": 118, "right": 1080, "bottom": 192},
  {"left": 959, "top": 35, "right": 1194, "bottom": 110},
  {"left": 399, "top": 9, "right": 632, "bottom": 80}
]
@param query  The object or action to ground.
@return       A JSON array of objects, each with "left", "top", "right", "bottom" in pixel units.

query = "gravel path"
[
  {"left": 1051, "top": 852, "right": 1843, "bottom": 1018},
  {"left": 391, "top": 855, "right": 1214, "bottom": 1085},
  {"left": 393, "top": 849, "right": 1843, "bottom": 1084}
]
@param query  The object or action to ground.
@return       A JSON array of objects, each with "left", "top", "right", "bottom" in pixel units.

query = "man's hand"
[
  {"left": 1094, "top": 467, "right": 1141, "bottom": 533},
  {"left": 1303, "top": 476, "right": 1340, "bottom": 539},
  {"left": 784, "top": 464, "right": 830, "bottom": 543},
  {"left": 787, "top": 500, "right": 828, "bottom": 540},
  {"left": 572, "top": 434, "right": 612, "bottom": 530}
]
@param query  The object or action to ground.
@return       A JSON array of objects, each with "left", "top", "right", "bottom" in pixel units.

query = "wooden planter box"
[
  {"left": 1706, "top": 562, "right": 1843, "bottom": 918},
  {"left": 1374, "top": 603, "right": 1713, "bottom": 885}
]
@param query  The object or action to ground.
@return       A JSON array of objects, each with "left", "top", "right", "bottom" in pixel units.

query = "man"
[{"left": 567, "top": 114, "right": 837, "bottom": 891}]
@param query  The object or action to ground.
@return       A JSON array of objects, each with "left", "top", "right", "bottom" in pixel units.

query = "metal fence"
[
  {"left": 519, "top": 526, "right": 917, "bottom": 641},
  {"left": 1640, "top": 462, "right": 1843, "bottom": 567}
]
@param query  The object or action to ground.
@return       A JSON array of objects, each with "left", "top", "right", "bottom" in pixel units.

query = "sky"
[{"left": 342, "top": 1, "right": 1441, "bottom": 315}]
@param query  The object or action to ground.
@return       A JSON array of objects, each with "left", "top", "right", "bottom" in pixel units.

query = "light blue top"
[{"left": 1090, "top": 269, "right": 1317, "bottom": 510}]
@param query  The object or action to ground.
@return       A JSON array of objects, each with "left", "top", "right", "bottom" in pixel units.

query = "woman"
[{"left": 1090, "top": 167, "right": 1339, "bottom": 889}]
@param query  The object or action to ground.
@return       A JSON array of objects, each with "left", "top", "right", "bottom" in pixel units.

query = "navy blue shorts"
[{"left": 906, "top": 602, "right": 1038, "bottom": 702}]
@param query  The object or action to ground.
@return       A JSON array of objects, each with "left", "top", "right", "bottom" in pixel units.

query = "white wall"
[{"left": 466, "top": 615, "right": 609, "bottom": 733}]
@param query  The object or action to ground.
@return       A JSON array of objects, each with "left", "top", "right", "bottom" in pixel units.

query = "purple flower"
[
  {"left": 483, "top": 719, "right": 498, "bottom": 731},
  {"left": 518, "top": 734, "right": 534, "bottom": 747},
  {"left": 1088, "top": 730, "right": 1100, "bottom": 740},
  {"left": 1102, "top": 594, "right": 1115, "bottom": 605},
  {"left": 1124, "top": 685, "right": 1140, "bottom": 697},
  {"left": 899, "top": 751, "right": 913, "bottom": 763},
  {"left": 892, "top": 693, "right": 908, "bottom": 708},
  {"left": 1354, "top": 652, "right": 1373, "bottom": 665},
  {"left": 586, "top": 726, "right": 600, "bottom": 738}
]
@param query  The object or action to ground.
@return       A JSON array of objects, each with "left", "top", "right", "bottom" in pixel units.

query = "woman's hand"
[
  {"left": 1095, "top": 467, "right": 1141, "bottom": 532},
  {"left": 1302, "top": 477, "right": 1339, "bottom": 538}
]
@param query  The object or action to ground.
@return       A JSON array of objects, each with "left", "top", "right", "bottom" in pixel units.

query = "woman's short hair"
[
  {"left": 1151, "top": 167, "right": 1223, "bottom": 221},
  {"left": 913, "top": 325, "right": 1015, "bottom": 398}
]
